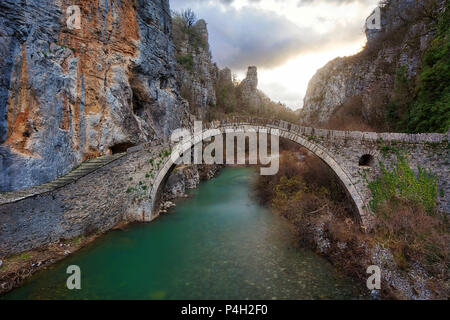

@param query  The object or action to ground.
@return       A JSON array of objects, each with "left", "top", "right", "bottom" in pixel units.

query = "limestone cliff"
[
  {"left": 239, "top": 66, "right": 261, "bottom": 108},
  {"left": 238, "top": 66, "right": 296, "bottom": 120},
  {"left": 300, "top": 0, "right": 446, "bottom": 131},
  {"left": 0, "top": 0, "right": 188, "bottom": 192},
  {"left": 171, "top": 11, "right": 298, "bottom": 122},
  {"left": 163, "top": 164, "right": 220, "bottom": 202},
  {"left": 219, "top": 67, "right": 233, "bottom": 84},
  {"left": 173, "top": 18, "right": 218, "bottom": 118}
]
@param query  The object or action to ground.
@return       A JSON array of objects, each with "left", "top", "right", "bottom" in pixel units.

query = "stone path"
[{"left": 0, "top": 153, "right": 126, "bottom": 205}]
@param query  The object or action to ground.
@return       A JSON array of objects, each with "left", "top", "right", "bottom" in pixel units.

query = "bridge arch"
[{"left": 148, "top": 121, "right": 372, "bottom": 229}]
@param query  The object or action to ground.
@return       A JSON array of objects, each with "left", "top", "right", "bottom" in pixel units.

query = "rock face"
[
  {"left": 239, "top": 66, "right": 261, "bottom": 108},
  {"left": 163, "top": 164, "right": 220, "bottom": 200},
  {"left": 164, "top": 165, "right": 200, "bottom": 199},
  {"left": 238, "top": 66, "right": 277, "bottom": 111},
  {"left": 0, "top": 0, "right": 188, "bottom": 192},
  {"left": 305, "top": 212, "right": 436, "bottom": 300},
  {"left": 300, "top": 0, "right": 443, "bottom": 128},
  {"left": 219, "top": 67, "right": 232, "bottom": 84},
  {"left": 240, "top": 66, "right": 258, "bottom": 92},
  {"left": 175, "top": 19, "right": 218, "bottom": 118}
]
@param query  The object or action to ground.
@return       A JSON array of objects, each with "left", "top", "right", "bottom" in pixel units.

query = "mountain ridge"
[{"left": 300, "top": 0, "right": 449, "bottom": 133}]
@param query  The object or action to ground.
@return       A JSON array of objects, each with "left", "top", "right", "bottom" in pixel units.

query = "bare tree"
[{"left": 182, "top": 8, "right": 197, "bottom": 28}]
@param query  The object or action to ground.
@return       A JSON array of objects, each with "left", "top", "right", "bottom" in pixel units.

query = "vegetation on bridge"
[
  {"left": 368, "top": 153, "right": 438, "bottom": 214},
  {"left": 368, "top": 153, "right": 448, "bottom": 290}
]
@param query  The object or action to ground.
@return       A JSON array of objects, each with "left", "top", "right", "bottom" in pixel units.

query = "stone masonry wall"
[{"left": 0, "top": 142, "right": 170, "bottom": 255}]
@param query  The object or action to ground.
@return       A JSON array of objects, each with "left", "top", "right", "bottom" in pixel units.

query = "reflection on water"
[{"left": 3, "top": 167, "right": 369, "bottom": 300}]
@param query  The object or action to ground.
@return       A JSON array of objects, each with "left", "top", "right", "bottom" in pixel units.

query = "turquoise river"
[{"left": 3, "top": 167, "right": 369, "bottom": 300}]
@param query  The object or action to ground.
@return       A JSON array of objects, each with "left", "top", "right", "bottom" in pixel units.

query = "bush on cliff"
[
  {"left": 176, "top": 53, "right": 194, "bottom": 71},
  {"left": 322, "top": 0, "right": 449, "bottom": 134},
  {"left": 386, "top": 0, "right": 450, "bottom": 133},
  {"left": 172, "top": 9, "right": 207, "bottom": 53},
  {"left": 406, "top": 0, "right": 450, "bottom": 133}
]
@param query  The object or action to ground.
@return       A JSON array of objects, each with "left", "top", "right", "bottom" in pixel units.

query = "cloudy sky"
[{"left": 170, "top": 0, "right": 379, "bottom": 110}]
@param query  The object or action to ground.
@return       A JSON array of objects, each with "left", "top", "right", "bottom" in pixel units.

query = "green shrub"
[
  {"left": 20, "top": 253, "right": 30, "bottom": 260},
  {"left": 379, "top": 143, "right": 399, "bottom": 157},
  {"left": 368, "top": 153, "right": 438, "bottom": 215},
  {"left": 381, "top": 1, "right": 450, "bottom": 133},
  {"left": 176, "top": 54, "right": 194, "bottom": 71},
  {"left": 126, "top": 187, "right": 136, "bottom": 193},
  {"left": 404, "top": 1, "right": 450, "bottom": 133}
]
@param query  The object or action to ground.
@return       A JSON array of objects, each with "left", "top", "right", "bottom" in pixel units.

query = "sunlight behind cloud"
[{"left": 235, "top": 37, "right": 366, "bottom": 109}]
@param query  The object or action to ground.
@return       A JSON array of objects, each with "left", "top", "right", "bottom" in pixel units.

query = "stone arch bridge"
[{"left": 0, "top": 117, "right": 448, "bottom": 255}]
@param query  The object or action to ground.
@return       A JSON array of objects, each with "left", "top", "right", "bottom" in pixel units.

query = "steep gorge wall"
[
  {"left": 0, "top": 0, "right": 188, "bottom": 192},
  {"left": 173, "top": 18, "right": 218, "bottom": 118},
  {"left": 300, "top": 0, "right": 445, "bottom": 130}
]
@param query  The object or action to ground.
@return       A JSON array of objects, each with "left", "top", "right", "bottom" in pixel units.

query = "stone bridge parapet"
[{"left": 1, "top": 118, "right": 448, "bottom": 256}]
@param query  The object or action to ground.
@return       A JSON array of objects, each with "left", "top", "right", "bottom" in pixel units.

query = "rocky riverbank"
[
  {"left": 253, "top": 148, "right": 448, "bottom": 300},
  {"left": 293, "top": 210, "right": 443, "bottom": 300},
  {"left": 0, "top": 231, "right": 103, "bottom": 295},
  {"left": 256, "top": 199, "right": 446, "bottom": 300}
]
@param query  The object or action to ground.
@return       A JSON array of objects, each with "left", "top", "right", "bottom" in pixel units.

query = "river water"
[{"left": 3, "top": 167, "right": 369, "bottom": 300}]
